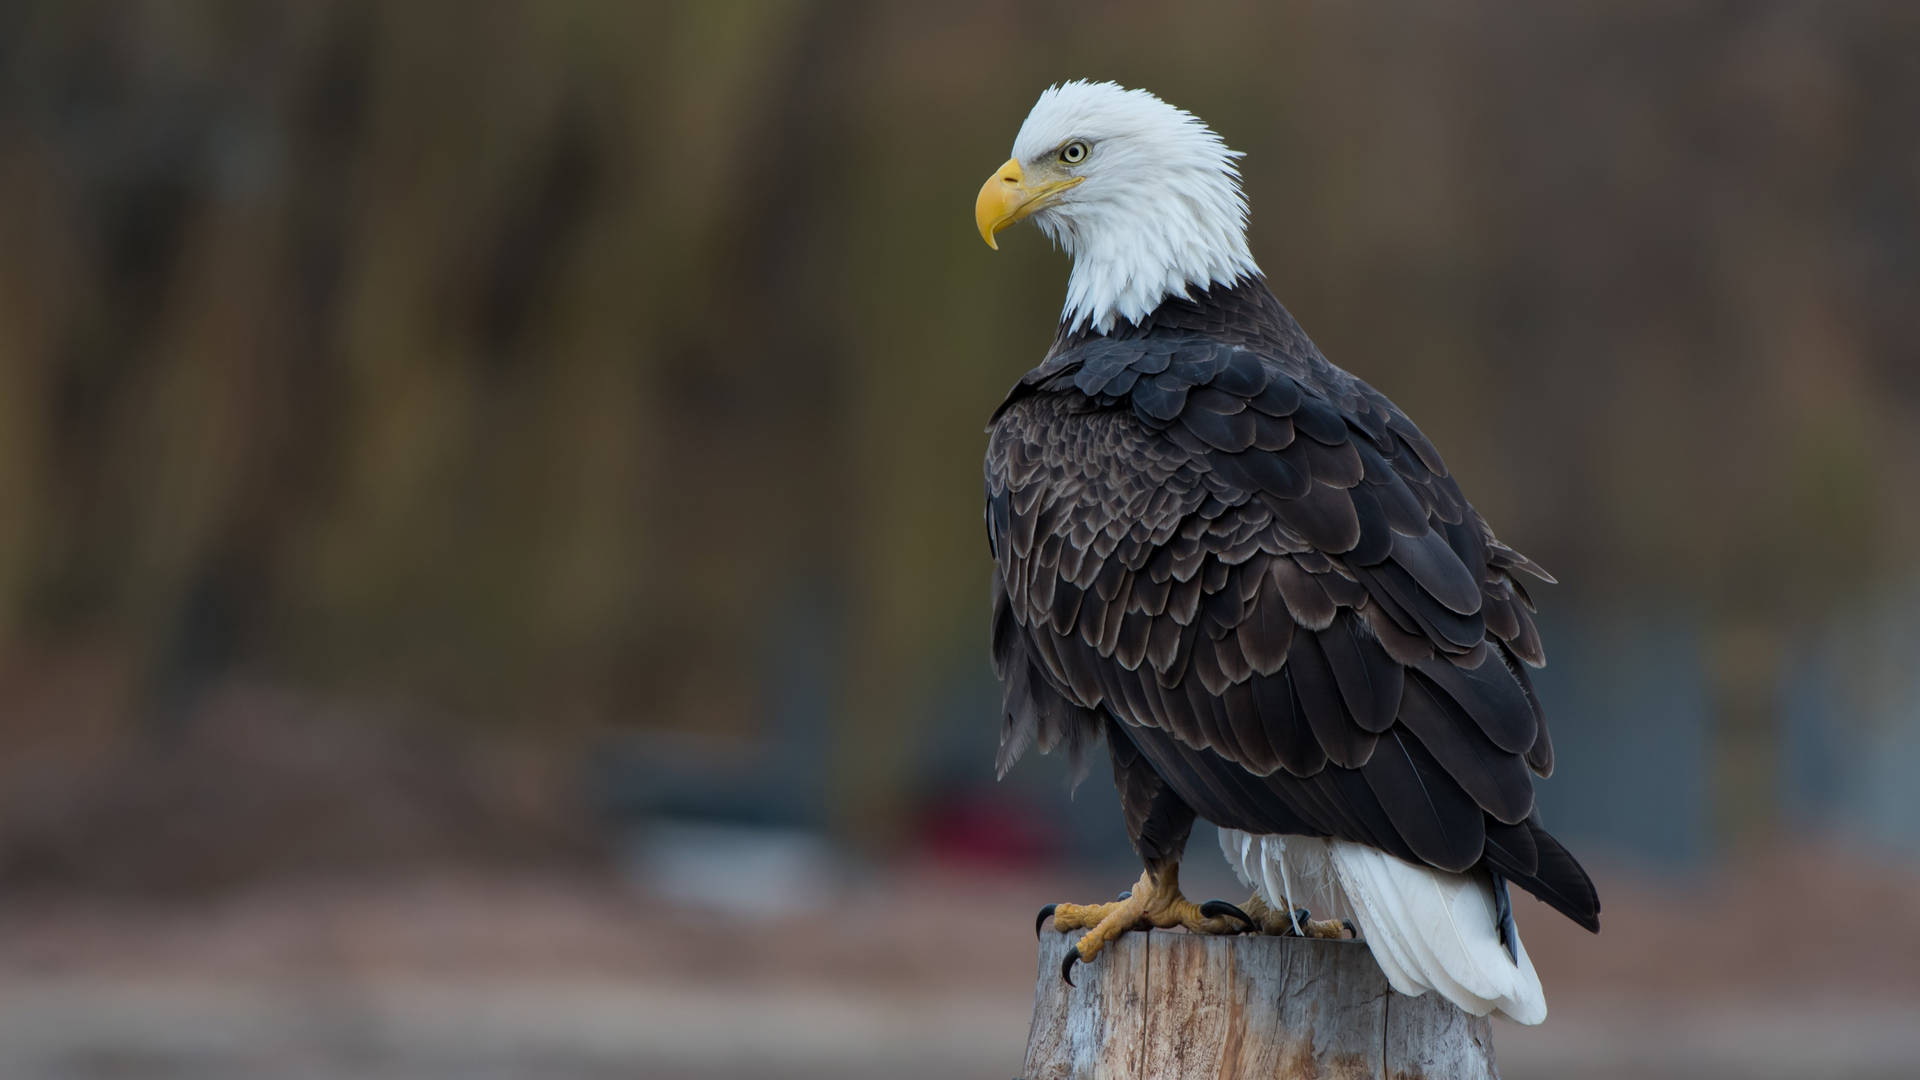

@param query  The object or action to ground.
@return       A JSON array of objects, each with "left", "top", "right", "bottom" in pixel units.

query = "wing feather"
[{"left": 986, "top": 314, "right": 1592, "bottom": 931}]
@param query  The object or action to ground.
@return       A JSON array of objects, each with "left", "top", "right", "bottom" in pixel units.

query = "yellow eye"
[{"left": 1059, "top": 140, "right": 1089, "bottom": 165}]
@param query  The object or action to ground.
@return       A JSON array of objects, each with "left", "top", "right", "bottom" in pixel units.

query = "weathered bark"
[{"left": 1022, "top": 930, "right": 1498, "bottom": 1080}]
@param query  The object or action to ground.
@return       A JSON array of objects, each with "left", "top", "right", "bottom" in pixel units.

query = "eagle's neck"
[
  {"left": 1046, "top": 187, "right": 1259, "bottom": 335},
  {"left": 1049, "top": 275, "right": 1289, "bottom": 357}
]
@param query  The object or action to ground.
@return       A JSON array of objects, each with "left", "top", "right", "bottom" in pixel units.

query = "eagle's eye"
[{"left": 1059, "top": 140, "right": 1089, "bottom": 165}]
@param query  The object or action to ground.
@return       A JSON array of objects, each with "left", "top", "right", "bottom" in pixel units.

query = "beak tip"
[{"left": 977, "top": 156, "right": 1026, "bottom": 253}]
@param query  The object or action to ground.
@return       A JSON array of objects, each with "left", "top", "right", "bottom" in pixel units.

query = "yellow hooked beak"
[{"left": 975, "top": 157, "right": 1083, "bottom": 249}]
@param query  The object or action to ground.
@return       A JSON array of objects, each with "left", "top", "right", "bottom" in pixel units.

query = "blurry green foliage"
[{"left": 0, "top": 1, "right": 1916, "bottom": 850}]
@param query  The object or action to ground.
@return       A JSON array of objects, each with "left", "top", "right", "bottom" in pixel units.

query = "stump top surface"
[{"left": 1022, "top": 930, "right": 1497, "bottom": 1080}]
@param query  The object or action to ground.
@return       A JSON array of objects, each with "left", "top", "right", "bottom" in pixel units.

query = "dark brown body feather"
[{"left": 986, "top": 278, "right": 1599, "bottom": 932}]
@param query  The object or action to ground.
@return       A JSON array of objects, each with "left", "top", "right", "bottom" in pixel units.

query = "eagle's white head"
[{"left": 976, "top": 81, "right": 1259, "bottom": 335}]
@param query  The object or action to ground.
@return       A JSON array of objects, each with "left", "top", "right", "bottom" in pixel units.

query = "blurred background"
[{"left": 2, "top": 1, "right": 1918, "bottom": 1077}]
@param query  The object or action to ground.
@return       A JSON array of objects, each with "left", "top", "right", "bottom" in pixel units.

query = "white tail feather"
[
  {"left": 1331, "top": 841, "right": 1546, "bottom": 1024},
  {"left": 1218, "top": 829, "right": 1547, "bottom": 1024}
]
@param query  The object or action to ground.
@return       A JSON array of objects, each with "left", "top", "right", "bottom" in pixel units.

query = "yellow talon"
[
  {"left": 1040, "top": 866, "right": 1252, "bottom": 970},
  {"left": 1242, "top": 894, "right": 1358, "bottom": 939}
]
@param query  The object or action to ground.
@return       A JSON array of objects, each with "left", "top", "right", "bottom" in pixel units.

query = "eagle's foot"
[
  {"left": 1242, "top": 894, "right": 1357, "bottom": 939},
  {"left": 1039, "top": 867, "right": 1253, "bottom": 983}
]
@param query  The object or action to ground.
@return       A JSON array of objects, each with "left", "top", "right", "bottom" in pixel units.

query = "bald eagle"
[{"left": 978, "top": 82, "right": 1598, "bottom": 1024}]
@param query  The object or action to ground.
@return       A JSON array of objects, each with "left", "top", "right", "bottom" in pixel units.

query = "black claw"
[
  {"left": 1341, "top": 918, "right": 1358, "bottom": 939},
  {"left": 1060, "top": 948, "right": 1081, "bottom": 986},
  {"left": 1035, "top": 904, "right": 1057, "bottom": 939},
  {"left": 1282, "top": 908, "right": 1312, "bottom": 936},
  {"left": 1198, "top": 899, "right": 1255, "bottom": 930}
]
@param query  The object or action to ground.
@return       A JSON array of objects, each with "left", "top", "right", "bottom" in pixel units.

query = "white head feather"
[{"left": 1008, "top": 81, "right": 1259, "bottom": 334}]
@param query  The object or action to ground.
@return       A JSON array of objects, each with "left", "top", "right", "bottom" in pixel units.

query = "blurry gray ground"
[
  {"left": 1, "top": 977, "right": 1917, "bottom": 1080},
  {"left": 0, "top": 853, "right": 1915, "bottom": 1080}
]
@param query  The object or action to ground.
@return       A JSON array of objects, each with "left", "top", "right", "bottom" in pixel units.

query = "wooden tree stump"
[{"left": 1021, "top": 929, "right": 1499, "bottom": 1080}]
